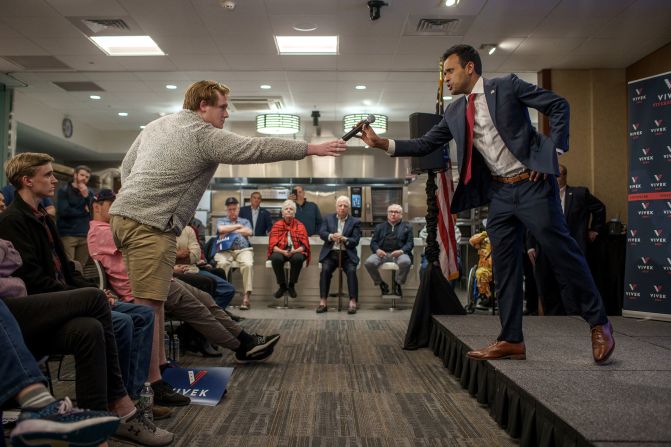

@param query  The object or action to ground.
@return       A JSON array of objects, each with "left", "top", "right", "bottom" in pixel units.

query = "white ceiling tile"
[
  {"left": 0, "top": 38, "right": 49, "bottom": 55},
  {"left": 515, "top": 37, "right": 587, "bottom": 54},
  {"left": 55, "top": 54, "right": 126, "bottom": 71},
  {"left": 280, "top": 56, "right": 337, "bottom": 71},
  {"left": 221, "top": 54, "right": 285, "bottom": 70},
  {"left": 396, "top": 36, "right": 464, "bottom": 55},
  {"left": 390, "top": 53, "right": 440, "bottom": 71},
  {"left": 214, "top": 34, "right": 277, "bottom": 55},
  {"left": 6, "top": 17, "right": 82, "bottom": 38},
  {"left": 114, "top": 57, "right": 179, "bottom": 71},
  {"left": 549, "top": 0, "right": 636, "bottom": 18},
  {"left": 338, "top": 35, "right": 399, "bottom": 55},
  {"left": 45, "top": 0, "right": 128, "bottom": 17},
  {"left": 3, "top": 0, "right": 61, "bottom": 17},
  {"left": 30, "top": 37, "right": 101, "bottom": 56},
  {"left": 532, "top": 16, "right": 614, "bottom": 38},
  {"left": 154, "top": 37, "right": 220, "bottom": 55},
  {"left": 168, "top": 53, "right": 230, "bottom": 71},
  {"left": 336, "top": 54, "right": 395, "bottom": 71},
  {"left": 478, "top": 0, "right": 560, "bottom": 17}
]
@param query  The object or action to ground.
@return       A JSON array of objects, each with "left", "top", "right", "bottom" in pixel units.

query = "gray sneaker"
[{"left": 114, "top": 409, "right": 174, "bottom": 446}]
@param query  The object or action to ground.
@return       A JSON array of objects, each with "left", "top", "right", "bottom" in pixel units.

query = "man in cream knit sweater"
[{"left": 110, "top": 81, "right": 346, "bottom": 407}]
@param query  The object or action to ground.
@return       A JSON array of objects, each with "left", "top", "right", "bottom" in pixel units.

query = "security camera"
[
  {"left": 367, "top": 0, "right": 388, "bottom": 21},
  {"left": 220, "top": 0, "right": 235, "bottom": 10}
]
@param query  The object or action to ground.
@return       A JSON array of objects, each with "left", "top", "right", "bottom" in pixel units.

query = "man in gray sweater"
[{"left": 110, "top": 81, "right": 346, "bottom": 402}]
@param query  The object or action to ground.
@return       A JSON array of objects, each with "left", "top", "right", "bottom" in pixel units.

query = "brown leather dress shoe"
[
  {"left": 467, "top": 340, "right": 526, "bottom": 360},
  {"left": 591, "top": 320, "right": 615, "bottom": 364}
]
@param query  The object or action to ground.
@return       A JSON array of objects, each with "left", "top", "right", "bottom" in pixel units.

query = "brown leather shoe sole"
[{"left": 467, "top": 352, "right": 526, "bottom": 360}]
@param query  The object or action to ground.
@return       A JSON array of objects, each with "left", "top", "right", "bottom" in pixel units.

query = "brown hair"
[
  {"left": 183, "top": 81, "right": 231, "bottom": 111},
  {"left": 74, "top": 164, "right": 91, "bottom": 174},
  {"left": 5, "top": 152, "right": 54, "bottom": 189}
]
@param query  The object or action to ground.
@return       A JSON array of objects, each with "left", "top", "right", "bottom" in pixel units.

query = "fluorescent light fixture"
[
  {"left": 355, "top": 85, "right": 367, "bottom": 90},
  {"left": 118, "top": 112, "right": 128, "bottom": 117},
  {"left": 275, "top": 35, "right": 338, "bottom": 55},
  {"left": 445, "top": 0, "right": 460, "bottom": 6},
  {"left": 89, "top": 95, "right": 101, "bottom": 100},
  {"left": 256, "top": 114, "right": 300, "bottom": 135},
  {"left": 442, "top": 95, "right": 453, "bottom": 100},
  {"left": 260, "top": 84, "right": 272, "bottom": 89},
  {"left": 343, "top": 114, "right": 387, "bottom": 135},
  {"left": 165, "top": 84, "right": 177, "bottom": 89},
  {"left": 480, "top": 43, "right": 498, "bottom": 56},
  {"left": 140, "top": 125, "right": 146, "bottom": 129},
  {"left": 489, "top": 46, "right": 496, "bottom": 55},
  {"left": 89, "top": 36, "right": 165, "bottom": 56}
]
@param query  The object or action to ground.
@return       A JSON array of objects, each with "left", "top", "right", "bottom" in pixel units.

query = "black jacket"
[
  {"left": 370, "top": 220, "right": 414, "bottom": 263},
  {"left": 0, "top": 193, "right": 96, "bottom": 294}
]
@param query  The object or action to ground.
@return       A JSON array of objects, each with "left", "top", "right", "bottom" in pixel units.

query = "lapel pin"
[{"left": 490, "top": 89, "right": 495, "bottom": 94}]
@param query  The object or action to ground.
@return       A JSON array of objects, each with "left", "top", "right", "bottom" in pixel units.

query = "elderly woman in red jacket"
[{"left": 267, "top": 200, "right": 311, "bottom": 299}]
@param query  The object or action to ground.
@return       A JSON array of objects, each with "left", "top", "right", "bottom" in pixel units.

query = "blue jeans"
[
  {"left": 197, "top": 270, "right": 236, "bottom": 308},
  {"left": 0, "top": 300, "right": 45, "bottom": 407},
  {"left": 111, "top": 302, "right": 154, "bottom": 399}
]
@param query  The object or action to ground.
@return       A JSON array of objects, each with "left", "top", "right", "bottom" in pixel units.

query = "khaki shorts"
[{"left": 110, "top": 215, "right": 176, "bottom": 302}]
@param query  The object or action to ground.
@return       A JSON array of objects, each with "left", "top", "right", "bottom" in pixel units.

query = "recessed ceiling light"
[
  {"left": 89, "top": 95, "right": 101, "bottom": 100},
  {"left": 165, "top": 84, "right": 177, "bottom": 89},
  {"left": 480, "top": 43, "right": 497, "bottom": 55},
  {"left": 118, "top": 112, "right": 128, "bottom": 117},
  {"left": 442, "top": 96, "right": 453, "bottom": 100},
  {"left": 362, "top": 99, "right": 372, "bottom": 106},
  {"left": 89, "top": 35, "right": 165, "bottom": 56},
  {"left": 275, "top": 36, "right": 338, "bottom": 55},
  {"left": 293, "top": 23, "right": 318, "bottom": 32},
  {"left": 355, "top": 85, "right": 367, "bottom": 90},
  {"left": 260, "top": 84, "right": 272, "bottom": 89},
  {"left": 445, "top": 0, "right": 460, "bottom": 6},
  {"left": 140, "top": 125, "right": 146, "bottom": 129}
]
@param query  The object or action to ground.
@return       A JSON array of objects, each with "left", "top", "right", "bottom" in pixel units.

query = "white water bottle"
[{"left": 139, "top": 382, "right": 154, "bottom": 422}]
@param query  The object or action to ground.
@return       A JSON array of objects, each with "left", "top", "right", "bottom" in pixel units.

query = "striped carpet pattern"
[{"left": 144, "top": 318, "right": 515, "bottom": 447}]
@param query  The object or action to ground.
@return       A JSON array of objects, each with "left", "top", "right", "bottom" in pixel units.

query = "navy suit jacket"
[
  {"left": 318, "top": 213, "right": 361, "bottom": 264},
  {"left": 370, "top": 220, "right": 414, "bottom": 263},
  {"left": 394, "top": 74, "right": 569, "bottom": 213},
  {"left": 239, "top": 205, "right": 273, "bottom": 236}
]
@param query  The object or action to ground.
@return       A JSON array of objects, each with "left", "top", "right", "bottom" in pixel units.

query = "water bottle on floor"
[{"left": 139, "top": 382, "right": 154, "bottom": 422}]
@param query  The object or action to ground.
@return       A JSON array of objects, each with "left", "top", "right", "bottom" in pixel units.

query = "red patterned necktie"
[{"left": 463, "top": 93, "right": 476, "bottom": 185}]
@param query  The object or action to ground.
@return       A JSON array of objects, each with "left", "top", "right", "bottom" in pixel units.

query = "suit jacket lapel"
[
  {"left": 564, "top": 186, "right": 573, "bottom": 218},
  {"left": 453, "top": 98, "right": 467, "bottom": 172},
  {"left": 483, "top": 78, "right": 498, "bottom": 130}
]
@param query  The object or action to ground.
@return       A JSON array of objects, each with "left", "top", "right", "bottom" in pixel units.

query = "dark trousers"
[
  {"left": 2, "top": 288, "right": 127, "bottom": 410},
  {"left": 319, "top": 250, "right": 358, "bottom": 300},
  {"left": 270, "top": 252, "right": 306, "bottom": 285},
  {"left": 486, "top": 176, "right": 607, "bottom": 342}
]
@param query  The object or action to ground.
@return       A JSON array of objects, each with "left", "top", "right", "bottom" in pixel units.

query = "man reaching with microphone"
[{"left": 110, "top": 81, "right": 347, "bottom": 401}]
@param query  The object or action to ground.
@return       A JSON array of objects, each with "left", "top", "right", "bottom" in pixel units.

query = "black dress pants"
[
  {"left": 2, "top": 287, "right": 126, "bottom": 411},
  {"left": 270, "top": 252, "right": 306, "bottom": 286},
  {"left": 319, "top": 250, "right": 358, "bottom": 300}
]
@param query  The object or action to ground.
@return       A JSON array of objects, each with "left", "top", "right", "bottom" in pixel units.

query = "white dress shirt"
[{"left": 251, "top": 206, "right": 259, "bottom": 230}]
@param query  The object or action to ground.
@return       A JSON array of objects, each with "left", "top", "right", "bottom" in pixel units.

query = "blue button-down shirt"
[{"left": 216, "top": 216, "right": 252, "bottom": 250}]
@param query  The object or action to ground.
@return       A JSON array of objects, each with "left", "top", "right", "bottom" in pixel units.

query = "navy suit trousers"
[{"left": 486, "top": 176, "right": 607, "bottom": 342}]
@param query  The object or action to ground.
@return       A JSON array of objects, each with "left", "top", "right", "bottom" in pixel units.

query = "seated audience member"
[
  {"left": 2, "top": 183, "right": 56, "bottom": 216},
  {"left": 213, "top": 197, "right": 254, "bottom": 309},
  {"left": 87, "top": 195, "right": 280, "bottom": 363},
  {"left": 56, "top": 165, "right": 94, "bottom": 266},
  {"left": 267, "top": 200, "right": 311, "bottom": 298},
  {"left": 0, "top": 190, "right": 6, "bottom": 212},
  {"left": 175, "top": 223, "right": 235, "bottom": 309},
  {"left": 316, "top": 196, "right": 361, "bottom": 314},
  {"left": 189, "top": 215, "right": 207, "bottom": 247},
  {"left": 364, "top": 204, "right": 414, "bottom": 296},
  {"left": 0, "top": 299, "right": 120, "bottom": 447},
  {"left": 239, "top": 191, "right": 273, "bottom": 236},
  {"left": 0, "top": 239, "right": 173, "bottom": 446},
  {"left": 0, "top": 153, "right": 175, "bottom": 408}
]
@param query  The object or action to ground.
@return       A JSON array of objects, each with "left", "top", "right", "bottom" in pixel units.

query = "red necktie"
[{"left": 463, "top": 93, "right": 476, "bottom": 185}]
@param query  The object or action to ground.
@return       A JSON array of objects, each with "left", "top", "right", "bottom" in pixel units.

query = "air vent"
[
  {"left": 403, "top": 16, "right": 474, "bottom": 36},
  {"left": 417, "top": 18, "right": 459, "bottom": 33},
  {"left": 53, "top": 81, "right": 105, "bottom": 92},
  {"left": 230, "top": 97, "right": 284, "bottom": 112},
  {"left": 67, "top": 16, "right": 144, "bottom": 36},
  {"left": 81, "top": 18, "right": 130, "bottom": 34},
  {"left": 1, "top": 56, "right": 72, "bottom": 71}
]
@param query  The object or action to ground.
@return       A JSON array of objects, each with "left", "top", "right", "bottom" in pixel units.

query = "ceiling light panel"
[
  {"left": 275, "top": 36, "right": 338, "bottom": 55},
  {"left": 89, "top": 36, "right": 165, "bottom": 56}
]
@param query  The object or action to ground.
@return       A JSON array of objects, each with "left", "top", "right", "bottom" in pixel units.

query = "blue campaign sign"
[{"left": 162, "top": 367, "right": 234, "bottom": 406}]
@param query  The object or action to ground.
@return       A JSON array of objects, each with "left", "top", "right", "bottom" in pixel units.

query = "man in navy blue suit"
[
  {"left": 316, "top": 196, "right": 361, "bottom": 314},
  {"left": 239, "top": 191, "right": 273, "bottom": 236},
  {"left": 359, "top": 44, "right": 614, "bottom": 364}
]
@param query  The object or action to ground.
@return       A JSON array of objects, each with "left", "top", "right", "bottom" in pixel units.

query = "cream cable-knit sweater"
[{"left": 110, "top": 110, "right": 307, "bottom": 233}]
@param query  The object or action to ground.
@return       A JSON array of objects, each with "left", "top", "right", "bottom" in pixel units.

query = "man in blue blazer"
[
  {"left": 359, "top": 44, "right": 614, "bottom": 364},
  {"left": 239, "top": 191, "right": 273, "bottom": 236},
  {"left": 316, "top": 196, "right": 361, "bottom": 314},
  {"left": 364, "top": 204, "right": 414, "bottom": 298}
]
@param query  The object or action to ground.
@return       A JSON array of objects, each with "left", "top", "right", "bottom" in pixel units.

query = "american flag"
[{"left": 435, "top": 158, "right": 459, "bottom": 280}]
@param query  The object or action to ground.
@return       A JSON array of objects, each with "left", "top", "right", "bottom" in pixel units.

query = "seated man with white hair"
[
  {"left": 364, "top": 204, "right": 414, "bottom": 296},
  {"left": 316, "top": 195, "right": 361, "bottom": 314}
]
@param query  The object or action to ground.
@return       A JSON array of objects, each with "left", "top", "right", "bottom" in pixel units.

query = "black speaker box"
[{"left": 409, "top": 112, "right": 446, "bottom": 174}]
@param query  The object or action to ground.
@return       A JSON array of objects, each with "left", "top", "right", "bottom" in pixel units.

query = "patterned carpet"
[{"left": 53, "top": 317, "right": 515, "bottom": 446}]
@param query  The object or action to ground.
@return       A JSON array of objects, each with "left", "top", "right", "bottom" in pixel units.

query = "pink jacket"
[{"left": 87, "top": 220, "right": 134, "bottom": 302}]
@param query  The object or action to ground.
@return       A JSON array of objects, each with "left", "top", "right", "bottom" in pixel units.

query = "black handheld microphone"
[{"left": 341, "top": 114, "right": 375, "bottom": 141}]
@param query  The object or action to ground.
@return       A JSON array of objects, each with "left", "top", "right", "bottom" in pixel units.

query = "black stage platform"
[{"left": 429, "top": 315, "right": 671, "bottom": 447}]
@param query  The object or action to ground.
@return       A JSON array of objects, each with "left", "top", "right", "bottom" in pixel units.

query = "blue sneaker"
[{"left": 10, "top": 397, "right": 119, "bottom": 447}]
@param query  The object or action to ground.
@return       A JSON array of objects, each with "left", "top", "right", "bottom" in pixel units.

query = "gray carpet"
[{"left": 51, "top": 316, "right": 515, "bottom": 446}]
